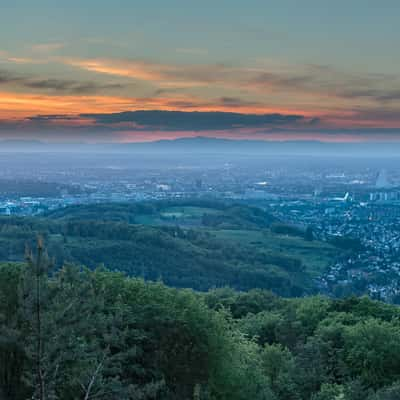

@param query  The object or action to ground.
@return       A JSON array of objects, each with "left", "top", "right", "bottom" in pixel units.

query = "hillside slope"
[{"left": 0, "top": 201, "right": 337, "bottom": 295}]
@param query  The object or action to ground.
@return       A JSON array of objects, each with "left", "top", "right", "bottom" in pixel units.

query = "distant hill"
[{"left": 3, "top": 137, "right": 400, "bottom": 156}]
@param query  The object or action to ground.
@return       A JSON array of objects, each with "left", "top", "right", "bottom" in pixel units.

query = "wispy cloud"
[
  {"left": 0, "top": 70, "right": 22, "bottom": 84},
  {"left": 0, "top": 49, "right": 47, "bottom": 64},
  {"left": 60, "top": 57, "right": 400, "bottom": 106},
  {"left": 31, "top": 42, "right": 65, "bottom": 53},
  {"left": 175, "top": 48, "right": 208, "bottom": 55},
  {"left": 24, "top": 79, "right": 124, "bottom": 94},
  {"left": 60, "top": 57, "right": 230, "bottom": 88},
  {"left": 0, "top": 69, "right": 125, "bottom": 94},
  {"left": 1, "top": 51, "right": 400, "bottom": 135},
  {"left": 4, "top": 51, "right": 400, "bottom": 108}
]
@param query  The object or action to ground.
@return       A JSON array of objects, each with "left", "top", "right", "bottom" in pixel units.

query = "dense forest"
[
  {"left": 1, "top": 245, "right": 400, "bottom": 400},
  {"left": 0, "top": 201, "right": 339, "bottom": 296},
  {"left": 0, "top": 201, "right": 395, "bottom": 399}
]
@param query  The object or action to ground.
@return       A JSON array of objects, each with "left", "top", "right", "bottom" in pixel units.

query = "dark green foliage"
[
  {"left": 0, "top": 201, "right": 326, "bottom": 296},
  {"left": 328, "top": 235, "right": 363, "bottom": 252},
  {"left": 371, "top": 382, "right": 400, "bottom": 400},
  {"left": 1, "top": 258, "right": 400, "bottom": 399},
  {"left": 271, "top": 223, "right": 305, "bottom": 237},
  {"left": 205, "top": 288, "right": 400, "bottom": 400},
  {"left": 304, "top": 226, "right": 314, "bottom": 241},
  {"left": 201, "top": 205, "right": 276, "bottom": 229},
  {"left": 0, "top": 257, "right": 274, "bottom": 400}
]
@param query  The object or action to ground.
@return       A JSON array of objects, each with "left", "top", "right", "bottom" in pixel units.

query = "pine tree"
[
  {"left": 21, "top": 240, "right": 117, "bottom": 399},
  {"left": 22, "top": 237, "right": 51, "bottom": 400}
]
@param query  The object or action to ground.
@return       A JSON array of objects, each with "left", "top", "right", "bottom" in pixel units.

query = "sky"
[{"left": 1, "top": 0, "right": 400, "bottom": 143}]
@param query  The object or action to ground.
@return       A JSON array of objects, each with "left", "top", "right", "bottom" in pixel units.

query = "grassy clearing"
[
  {"left": 135, "top": 206, "right": 221, "bottom": 226},
  {"left": 208, "top": 228, "right": 336, "bottom": 276}
]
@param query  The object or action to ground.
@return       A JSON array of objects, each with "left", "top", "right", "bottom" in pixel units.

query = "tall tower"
[{"left": 376, "top": 169, "right": 391, "bottom": 189}]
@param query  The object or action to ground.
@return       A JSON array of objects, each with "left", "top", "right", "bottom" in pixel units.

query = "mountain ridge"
[{"left": 1, "top": 136, "right": 400, "bottom": 156}]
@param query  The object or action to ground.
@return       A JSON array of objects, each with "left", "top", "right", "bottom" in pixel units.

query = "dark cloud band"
[{"left": 80, "top": 110, "right": 305, "bottom": 131}]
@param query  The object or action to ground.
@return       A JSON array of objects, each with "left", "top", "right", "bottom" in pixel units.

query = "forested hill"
[
  {"left": 1, "top": 260, "right": 400, "bottom": 400},
  {"left": 0, "top": 201, "right": 338, "bottom": 296},
  {"left": 44, "top": 200, "right": 277, "bottom": 228}
]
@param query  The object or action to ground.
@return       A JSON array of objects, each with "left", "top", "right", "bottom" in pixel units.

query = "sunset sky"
[{"left": 1, "top": 0, "right": 400, "bottom": 143}]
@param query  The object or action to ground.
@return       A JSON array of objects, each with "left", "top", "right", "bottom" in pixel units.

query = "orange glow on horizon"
[{"left": 0, "top": 91, "right": 316, "bottom": 120}]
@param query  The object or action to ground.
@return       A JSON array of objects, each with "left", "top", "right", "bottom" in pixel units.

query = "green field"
[
  {"left": 208, "top": 229, "right": 336, "bottom": 277},
  {"left": 135, "top": 205, "right": 221, "bottom": 225},
  {"left": 163, "top": 206, "right": 221, "bottom": 217}
]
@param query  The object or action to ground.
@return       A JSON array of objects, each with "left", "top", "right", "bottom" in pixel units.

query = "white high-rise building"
[{"left": 376, "top": 169, "right": 391, "bottom": 189}]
